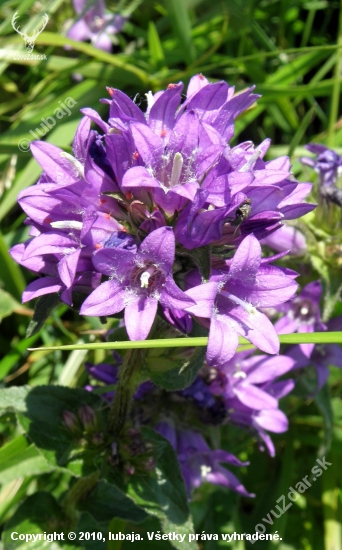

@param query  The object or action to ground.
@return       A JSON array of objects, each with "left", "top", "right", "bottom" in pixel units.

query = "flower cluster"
[{"left": 11, "top": 75, "right": 315, "bottom": 367}]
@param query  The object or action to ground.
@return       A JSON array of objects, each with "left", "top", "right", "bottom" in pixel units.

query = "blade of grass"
[
  {"left": 327, "top": 0, "right": 342, "bottom": 147},
  {"left": 0, "top": 232, "right": 26, "bottom": 301},
  {"left": 165, "top": 0, "right": 196, "bottom": 65},
  {"left": 288, "top": 105, "right": 316, "bottom": 157},
  {"left": 322, "top": 453, "right": 342, "bottom": 550},
  {"left": 27, "top": 331, "right": 342, "bottom": 352},
  {"left": 1, "top": 32, "right": 149, "bottom": 85}
]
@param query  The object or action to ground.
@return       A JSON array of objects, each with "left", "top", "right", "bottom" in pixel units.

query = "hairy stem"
[
  {"left": 108, "top": 348, "right": 143, "bottom": 437},
  {"left": 62, "top": 470, "right": 99, "bottom": 526}
]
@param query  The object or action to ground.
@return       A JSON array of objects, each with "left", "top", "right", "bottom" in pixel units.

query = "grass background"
[{"left": 0, "top": 0, "right": 342, "bottom": 549}]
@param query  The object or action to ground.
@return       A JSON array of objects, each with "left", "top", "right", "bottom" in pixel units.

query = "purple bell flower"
[
  {"left": 207, "top": 350, "right": 295, "bottom": 456},
  {"left": 80, "top": 226, "right": 195, "bottom": 340},
  {"left": 185, "top": 234, "right": 298, "bottom": 366},
  {"left": 260, "top": 224, "right": 307, "bottom": 256},
  {"left": 155, "top": 420, "right": 254, "bottom": 497},
  {"left": 67, "top": 0, "right": 127, "bottom": 52},
  {"left": 274, "top": 280, "right": 327, "bottom": 358},
  {"left": 287, "top": 316, "right": 342, "bottom": 391},
  {"left": 301, "top": 144, "right": 342, "bottom": 187}
]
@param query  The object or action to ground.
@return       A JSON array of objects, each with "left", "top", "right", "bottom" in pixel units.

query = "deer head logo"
[{"left": 12, "top": 11, "right": 49, "bottom": 53}]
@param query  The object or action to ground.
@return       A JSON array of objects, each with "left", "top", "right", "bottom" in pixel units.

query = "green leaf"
[
  {"left": 314, "top": 383, "right": 333, "bottom": 457},
  {"left": 188, "top": 246, "right": 212, "bottom": 282},
  {"left": 287, "top": 105, "right": 316, "bottom": 157},
  {"left": 78, "top": 480, "right": 148, "bottom": 524},
  {"left": 0, "top": 435, "right": 54, "bottom": 484},
  {"left": 147, "top": 347, "right": 206, "bottom": 391},
  {"left": 26, "top": 293, "right": 61, "bottom": 337},
  {"left": 123, "top": 427, "right": 197, "bottom": 550},
  {"left": 0, "top": 288, "right": 20, "bottom": 322},
  {"left": 13, "top": 386, "right": 104, "bottom": 477},
  {"left": 148, "top": 21, "right": 165, "bottom": 69},
  {"left": 2, "top": 492, "right": 73, "bottom": 549},
  {"left": 75, "top": 512, "right": 107, "bottom": 549},
  {"left": 2, "top": 494, "right": 107, "bottom": 549},
  {"left": 0, "top": 232, "right": 26, "bottom": 301},
  {"left": 0, "top": 385, "right": 31, "bottom": 414},
  {"left": 5, "top": 32, "right": 149, "bottom": 85},
  {"left": 165, "top": 0, "right": 196, "bottom": 65},
  {"left": 0, "top": 334, "right": 41, "bottom": 379}
]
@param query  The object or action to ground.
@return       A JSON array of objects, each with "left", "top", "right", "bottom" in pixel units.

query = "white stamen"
[
  {"left": 94, "top": 16, "right": 104, "bottom": 29},
  {"left": 300, "top": 306, "right": 309, "bottom": 315},
  {"left": 221, "top": 290, "right": 257, "bottom": 315},
  {"left": 200, "top": 465, "right": 212, "bottom": 477},
  {"left": 170, "top": 152, "right": 183, "bottom": 187},
  {"left": 233, "top": 371, "right": 247, "bottom": 379},
  {"left": 145, "top": 91, "right": 155, "bottom": 111},
  {"left": 140, "top": 266, "right": 155, "bottom": 288},
  {"left": 60, "top": 152, "right": 85, "bottom": 178},
  {"left": 140, "top": 272, "right": 151, "bottom": 288},
  {"left": 50, "top": 220, "right": 83, "bottom": 230},
  {"left": 239, "top": 148, "right": 262, "bottom": 172}
]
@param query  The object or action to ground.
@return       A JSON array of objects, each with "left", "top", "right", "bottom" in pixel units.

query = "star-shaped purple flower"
[
  {"left": 67, "top": 0, "right": 127, "bottom": 52},
  {"left": 287, "top": 316, "right": 342, "bottom": 392},
  {"left": 274, "top": 280, "right": 326, "bottom": 358},
  {"left": 185, "top": 234, "right": 298, "bottom": 366},
  {"left": 80, "top": 227, "right": 195, "bottom": 340},
  {"left": 155, "top": 421, "right": 254, "bottom": 497},
  {"left": 206, "top": 350, "right": 295, "bottom": 456}
]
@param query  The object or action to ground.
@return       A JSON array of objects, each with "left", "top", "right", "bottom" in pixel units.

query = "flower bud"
[
  {"left": 141, "top": 456, "right": 156, "bottom": 472},
  {"left": 63, "top": 410, "right": 81, "bottom": 434},
  {"left": 78, "top": 405, "right": 97, "bottom": 431},
  {"left": 91, "top": 432, "right": 105, "bottom": 446},
  {"left": 124, "top": 463, "right": 135, "bottom": 476}
]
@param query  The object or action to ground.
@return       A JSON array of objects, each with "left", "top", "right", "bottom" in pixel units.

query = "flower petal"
[
  {"left": 80, "top": 280, "right": 125, "bottom": 316},
  {"left": 207, "top": 316, "right": 239, "bottom": 366},
  {"left": 124, "top": 295, "right": 158, "bottom": 340}
]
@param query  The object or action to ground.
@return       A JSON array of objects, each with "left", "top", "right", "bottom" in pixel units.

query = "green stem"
[
  {"left": 328, "top": 0, "right": 342, "bottom": 147},
  {"left": 108, "top": 348, "right": 143, "bottom": 437},
  {"left": 62, "top": 470, "right": 99, "bottom": 526}
]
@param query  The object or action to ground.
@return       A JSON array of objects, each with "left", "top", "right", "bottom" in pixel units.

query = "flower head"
[
  {"left": 155, "top": 421, "right": 254, "bottom": 497},
  {"left": 287, "top": 316, "right": 342, "bottom": 392},
  {"left": 67, "top": 0, "right": 127, "bottom": 51},
  {"left": 274, "top": 280, "right": 326, "bottom": 358},
  {"left": 10, "top": 75, "right": 313, "bottom": 352},
  {"left": 80, "top": 226, "right": 195, "bottom": 340},
  {"left": 301, "top": 144, "right": 342, "bottom": 187},
  {"left": 205, "top": 350, "right": 295, "bottom": 456},
  {"left": 185, "top": 234, "right": 298, "bottom": 366}
]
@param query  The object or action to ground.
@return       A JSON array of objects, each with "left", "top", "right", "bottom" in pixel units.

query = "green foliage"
[
  {"left": 121, "top": 428, "right": 197, "bottom": 550},
  {"left": 1, "top": 0, "right": 342, "bottom": 549},
  {"left": 26, "top": 293, "right": 61, "bottom": 337},
  {"left": 146, "top": 347, "right": 207, "bottom": 391}
]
